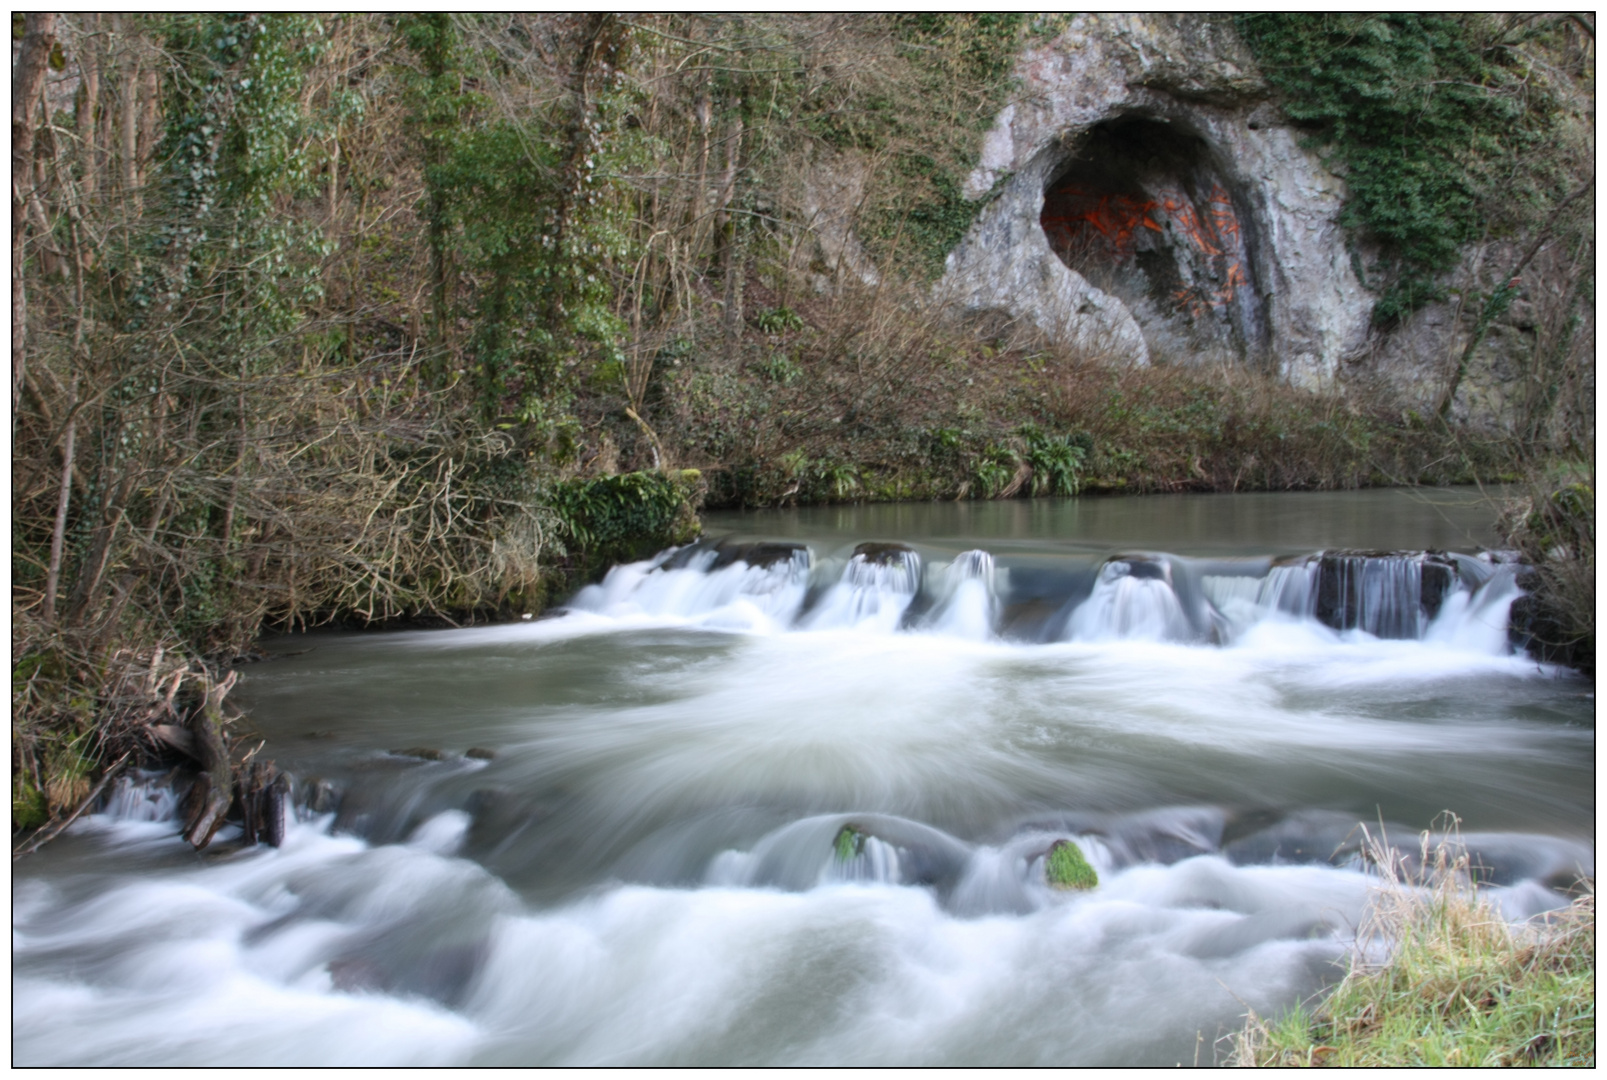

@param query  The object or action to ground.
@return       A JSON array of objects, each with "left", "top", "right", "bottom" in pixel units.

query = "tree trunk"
[
  {"left": 42, "top": 403, "right": 77, "bottom": 624},
  {"left": 65, "top": 471, "right": 134, "bottom": 626},
  {"left": 720, "top": 111, "right": 746, "bottom": 361},
  {"left": 13, "top": 13, "right": 58, "bottom": 435},
  {"left": 138, "top": 65, "right": 160, "bottom": 183},
  {"left": 1438, "top": 176, "right": 1593, "bottom": 422},
  {"left": 119, "top": 15, "right": 140, "bottom": 206},
  {"left": 79, "top": 14, "right": 101, "bottom": 199}
]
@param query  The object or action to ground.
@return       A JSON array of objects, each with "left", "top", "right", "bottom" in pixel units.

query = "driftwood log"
[
  {"left": 181, "top": 670, "right": 237, "bottom": 850},
  {"left": 264, "top": 772, "right": 289, "bottom": 848}
]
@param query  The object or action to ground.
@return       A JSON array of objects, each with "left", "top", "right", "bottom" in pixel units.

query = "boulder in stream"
[{"left": 852, "top": 541, "right": 917, "bottom": 566}]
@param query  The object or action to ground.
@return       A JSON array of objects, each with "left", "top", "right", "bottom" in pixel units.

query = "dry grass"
[{"left": 1230, "top": 822, "right": 1595, "bottom": 1068}]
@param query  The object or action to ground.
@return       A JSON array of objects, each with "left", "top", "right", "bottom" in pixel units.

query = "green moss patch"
[{"left": 1046, "top": 839, "right": 1098, "bottom": 890}]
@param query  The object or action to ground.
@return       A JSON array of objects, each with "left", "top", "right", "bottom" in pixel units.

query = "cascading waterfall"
[
  {"left": 1064, "top": 557, "right": 1196, "bottom": 643},
  {"left": 569, "top": 541, "right": 813, "bottom": 630},
  {"left": 923, "top": 550, "right": 998, "bottom": 640},
  {"left": 561, "top": 540, "right": 1526, "bottom": 655}
]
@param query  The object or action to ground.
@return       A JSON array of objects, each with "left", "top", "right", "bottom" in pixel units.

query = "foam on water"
[
  {"left": 7, "top": 799, "right": 1369, "bottom": 1067},
  {"left": 19, "top": 793, "right": 1580, "bottom": 1067},
  {"left": 13, "top": 528, "right": 1587, "bottom": 1066}
]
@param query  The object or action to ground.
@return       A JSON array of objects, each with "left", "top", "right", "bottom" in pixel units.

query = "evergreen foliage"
[
  {"left": 548, "top": 470, "right": 704, "bottom": 574},
  {"left": 1237, "top": 14, "right": 1578, "bottom": 324}
]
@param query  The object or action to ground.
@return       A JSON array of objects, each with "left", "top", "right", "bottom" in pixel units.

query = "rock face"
[{"left": 937, "top": 14, "right": 1371, "bottom": 386}]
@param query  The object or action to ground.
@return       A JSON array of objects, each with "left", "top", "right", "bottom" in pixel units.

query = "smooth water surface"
[{"left": 13, "top": 489, "right": 1592, "bottom": 1066}]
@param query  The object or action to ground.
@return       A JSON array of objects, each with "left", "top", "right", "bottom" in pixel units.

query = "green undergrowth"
[
  {"left": 547, "top": 470, "right": 706, "bottom": 580},
  {"left": 1501, "top": 468, "right": 1594, "bottom": 675},
  {"left": 651, "top": 336, "right": 1509, "bottom": 511}
]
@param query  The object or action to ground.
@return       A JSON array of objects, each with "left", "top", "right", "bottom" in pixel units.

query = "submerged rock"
[
  {"left": 1046, "top": 839, "right": 1099, "bottom": 890},
  {"left": 712, "top": 540, "right": 810, "bottom": 571},
  {"left": 852, "top": 541, "right": 917, "bottom": 566},
  {"left": 393, "top": 747, "right": 446, "bottom": 761},
  {"left": 303, "top": 778, "right": 343, "bottom": 815},
  {"left": 465, "top": 747, "right": 497, "bottom": 761}
]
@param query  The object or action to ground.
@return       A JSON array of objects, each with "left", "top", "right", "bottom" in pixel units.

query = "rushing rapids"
[{"left": 12, "top": 492, "right": 1593, "bottom": 1067}]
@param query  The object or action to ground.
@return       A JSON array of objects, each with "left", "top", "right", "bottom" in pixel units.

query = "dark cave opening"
[{"left": 1040, "top": 115, "right": 1267, "bottom": 362}]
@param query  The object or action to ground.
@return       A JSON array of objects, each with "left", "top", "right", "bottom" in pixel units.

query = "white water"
[
  {"left": 13, "top": 505, "right": 1592, "bottom": 1066},
  {"left": 562, "top": 541, "right": 1524, "bottom": 652}
]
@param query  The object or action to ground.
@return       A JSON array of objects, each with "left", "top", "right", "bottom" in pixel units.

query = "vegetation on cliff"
[{"left": 1238, "top": 13, "right": 1594, "bottom": 328}]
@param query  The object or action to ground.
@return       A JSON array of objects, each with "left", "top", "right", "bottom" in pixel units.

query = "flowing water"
[{"left": 13, "top": 488, "right": 1594, "bottom": 1066}]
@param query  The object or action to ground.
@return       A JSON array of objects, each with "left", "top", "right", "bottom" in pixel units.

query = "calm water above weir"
[{"left": 14, "top": 488, "right": 1593, "bottom": 1066}]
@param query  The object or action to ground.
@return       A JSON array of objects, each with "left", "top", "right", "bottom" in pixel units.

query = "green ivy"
[
  {"left": 547, "top": 470, "right": 703, "bottom": 573},
  {"left": 1238, "top": 14, "right": 1563, "bottom": 324},
  {"left": 399, "top": 15, "right": 635, "bottom": 423}
]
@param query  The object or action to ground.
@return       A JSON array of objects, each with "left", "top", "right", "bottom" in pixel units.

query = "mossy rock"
[
  {"left": 834, "top": 823, "right": 867, "bottom": 862},
  {"left": 1046, "top": 838, "right": 1098, "bottom": 890}
]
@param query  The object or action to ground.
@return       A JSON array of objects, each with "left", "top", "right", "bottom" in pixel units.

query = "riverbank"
[{"left": 1232, "top": 834, "right": 1595, "bottom": 1067}]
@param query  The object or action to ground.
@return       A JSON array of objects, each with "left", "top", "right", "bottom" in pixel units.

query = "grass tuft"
[{"left": 1231, "top": 821, "right": 1595, "bottom": 1067}]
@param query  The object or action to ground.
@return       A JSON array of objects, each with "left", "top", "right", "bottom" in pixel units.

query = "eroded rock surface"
[{"left": 938, "top": 14, "right": 1370, "bottom": 384}]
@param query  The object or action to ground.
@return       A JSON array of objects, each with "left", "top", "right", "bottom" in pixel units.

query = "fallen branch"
[{"left": 181, "top": 669, "right": 237, "bottom": 850}]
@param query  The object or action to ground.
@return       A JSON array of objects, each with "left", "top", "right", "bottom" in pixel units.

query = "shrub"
[{"left": 547, "top": 469, "right": 705, "bottom": 575}]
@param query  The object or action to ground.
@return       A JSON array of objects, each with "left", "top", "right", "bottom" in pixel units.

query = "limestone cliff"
[{"left": 921, "top": 14, "right": 1588, "bottom": 428}]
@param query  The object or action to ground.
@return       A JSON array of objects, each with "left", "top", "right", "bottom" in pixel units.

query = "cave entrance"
[{"left": 1041, "top": 115, "right": 1265, "bottom": 363}]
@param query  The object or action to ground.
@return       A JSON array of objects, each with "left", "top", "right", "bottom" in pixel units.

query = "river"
[{"left": 12, "top": 488, "right": 1594, "bottom": 1066}]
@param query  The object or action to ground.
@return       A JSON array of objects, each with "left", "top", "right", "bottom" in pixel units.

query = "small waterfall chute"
[
  {"left": 1065, "top": 557, "right": 1193, "bottom": 642},
  {"left": 803, "top": 543, "right": 923, "bottom": 633},
  {"left": 1202, "top": 558, "right": 1318, "bottom": 639},
  {"left": 706, "top": 814, "right": 970, "bottom": 894},
  {"left": 921, "top": 550, "right": 999, "bottom": 640},
  {"left": 1425, "top": 560, "right": 1523, "bottom": 654},
  {"left": 1314, "top": 550, "right": 1461, "bottom": 640},
  {"left": 827, "top": 823, "right": 903, "bottom": 885},
  {"left": 566, "top": 541, "right": 812, "bottom": 627}
]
